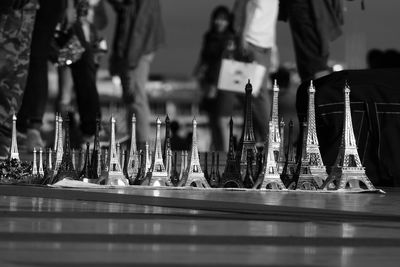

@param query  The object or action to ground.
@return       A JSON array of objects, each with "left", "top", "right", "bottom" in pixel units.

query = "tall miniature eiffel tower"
[
  {"left": 54, "top": 115, "right": 64, "bottom": 172},
  {"left": 147, "top": 117, "right": 170, "bottom": 186},
  {"left": 163, "top": 115, "right": 172, "bottom": 164},
  {"left": 220, "top": 117, "right": 243, "bottom": 188},
  {"left": 269, "top": 80, "right": 282, "bottom": 163},
  {"left": 178, "top": 150, "right": 187, "bottom": 182},
  {"left": 38, "top": 148, "right": 44, "bottom": 177},
  {"left": 9, "top": 114, "right": 20, "bottom": 161},
  {"left": 106, "top": 116, "right": 129, "bottom": 186},
  {"left": 32, "top": 148, "right": 38, "bottom": 175},
  {"left": 321, "top": 83, "right": 375, "bottom": 190},
  {"left": 42, "top": 148, "right": 54, "bottom": 184},
  {"left": 126, "top": 114, "right": 139, "bottom": 181},
  {"left": 281, "top": 120, "right": 297, "bottom": 187},
  {"left": 178, "top": 118, "right": 209, "bottom": 188},
  {"left": 254, "top": 121, "right": 286, "bottom": 189},
  {"left": 170, "top": 151, "right": 179, "bottom": 186},
  {"left": 53, "top": 115, "right": 78, "bottom": 183},
  {"left": 304, "top": 80, "right": 327, "bottom": 186},
  {"left": 136, "top": 142, "right": 152, "bottom": 185},
  {"left": 237, "top": 80, "right": 257, "bottom": 174},
  {"left": 53, "top": 113, "right": 59, "bottom": 152},
  {"left": 294, "top": 122, "right": 320, "bottom": 190},
  {"left": 208, "top": 152, "right": 219, "bottom": 188}
]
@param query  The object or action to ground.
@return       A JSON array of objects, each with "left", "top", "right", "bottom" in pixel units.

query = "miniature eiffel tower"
[
  {"left": 269, "top": 80, "right": 282, "bottom": 164},
  {"left": 80, "top": 142, "right": 95, "bottom": 183},
  {"left": 54, "top": 115, "right": 63, "bottom": 172},
  {"left": 203, "top": 152, "right": 209, "bottom": 182},
  {"left": 281, "top": 120, "right": 297, "bottom": 187},
  {"left": 243, "top": 150, "right": 255, "bottom": 188},
  {"left": 42, "top": 148, "right": 54, "bottom": 184},
  {"left": 136, "top": 142, "right": 152, "bottom": 185},
  {"left": 170, "top": 152, "right": 179, "bottom": 186},
  {"left": 165, "top": 148, "right": 173, "bottom": 182},
  {"left": 178, "top": 150, "right": 187, "bottom": 182},
  {"left": 321, "top": 82, "right": 375, "bottom": 190},
  {"left": 254, "top": 121, "right": 286, "bottom": 190},
  {"left": 146, "top": 117, "right": 170, "bottom": 186},
  {"left": 220, "top": 117, "right": 243, "bottom": 188},
  {"left": 53, "top": 113, "right": 59, "bottom": 152},
  {"left": 126, "top": 114, "right": 139, "bottom": 181},
  {"left": 53, "top": 115, "right": 78, "bottom": 183},
  {"left": 105, "top": 116, "right": 129, "bottom": 186},
  {"left": 38, "top": 148, "right": 44, "bottom": 177},
  {"left": 237, "top": 80, "right": 257, "bottom": 174},
  {"left": 9, "top": 114, "right": 19, "bottom": 161},
  {"left": 304, "top": 80, "right": 327, "bottom": 186},
  {"left": 277, "top": 118, "right": 286, "bottom": 174},
  {"left": 90, "top": 117, "right": 101, "bottom": 180},
  {"left": 294, "top": 122, "right": 320, "bottom": 190},
  {"left": 32, "top": 147, "right": 38, "bottom": 175},
  {"left": 163, "top": 115, "right": 172, "bottom": 164},
  {"left": 208, "top": 152, "right": 219, "bottom": 188},
  {"left": 178, "top": 118, "right": 209, "bottom": 188}
]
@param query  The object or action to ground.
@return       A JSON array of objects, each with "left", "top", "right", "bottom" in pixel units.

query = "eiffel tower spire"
[
  {"left": 32, "top": 147, "right": 38, "bottom": 175},
  {"left": 254, "top": 121, "right": 286, "bottom": 189},
  {"left": 38, "top": 148, "right": 44, "bottom": 177},
  {"left": 268, "top": 79, "right": 281, "bottom": 165},
  {"left": 9, "top": 114, "right": 19, "bottom": 161},
  {"left": 305, "top": 80, "right": 327, "bottom": 186},
  {"left": 209, "top": 151, "right": 219, "bottom": 188},
  {"left": 178, "top": 118, "right": 209, "bottom": 188},
  {"left": 237, "top": 80, "right": 257, "bottom": 173},
  {"left": 163, "top": 115, "right": 171, "bottom": 164},
  {"left": 321, "top": 82, "right": 375, "bottom": 190},
  {"left": 106, "top": 116, "right": 129, "bottom": 186},
  {"left": 220, "top": 117, "right": 243, "bottom": 188},
  {"left": 53, "top": 113, "right": 59, "bottom": 152},
  {"left": 147, "top": 117, "right": 170, "bottom": 186}
]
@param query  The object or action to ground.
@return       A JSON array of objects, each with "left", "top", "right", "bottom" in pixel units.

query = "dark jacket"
[{"left": 109, "top": 0, "right": 165, "bottom": 73}]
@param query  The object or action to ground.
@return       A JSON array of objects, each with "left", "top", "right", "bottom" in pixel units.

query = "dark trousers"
[
  {"left": 287, "top": 0, "right": 329, "bottom": 82},
  {"left": 17, "top": 0, "right": 64, "bottom": 132},
  {"left": 69, "top": 23, "right": 101, "bottom": 136}
]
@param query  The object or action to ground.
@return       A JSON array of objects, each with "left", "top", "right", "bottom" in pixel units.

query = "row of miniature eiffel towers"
[{"left": 7, "top": 79, "right": 376, "bottom": 190}]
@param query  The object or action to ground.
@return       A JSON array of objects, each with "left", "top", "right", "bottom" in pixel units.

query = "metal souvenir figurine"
[
  {"left": 105, "top": 116, "right": 129, "bottom": 186},
  {"left": 178, "top": 118, "right": 209, "bottom": 188},
  {"left": 321, "top": 82, "right": 375, "bottom": 190},
  {"left": 9, "top": 114, "right": 19, "bottom": 161},
  {"left": 268, "top": 80, "right": 282, "bottom": 170},
  {"left": 209, "top": 151, "right": 219, "bottom": 188},
  {"left": 277, "top": 118, "right": 286, "bottom": 174},
  {"left": 281, "top": 120, "right": 297, "bottom": 187}
]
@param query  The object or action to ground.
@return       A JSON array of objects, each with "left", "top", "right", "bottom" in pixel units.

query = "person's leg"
[
  {"left": 246, "top": 43, "right": 271, "bottom": 142},
  {"left": 56, "top": 66, "right": 74, "bottom": 113},
  {"left": 120, "top": 54, "right": 153, "bottom": 148},
  {"left": 17, "top": 0, "right": 64, "bottom": 149},
  {"left": 0, "top": 2, "right": 37, "bottom": 158},
  {"left": 287, "top": 0, "right": 329, "bottom": 82}
]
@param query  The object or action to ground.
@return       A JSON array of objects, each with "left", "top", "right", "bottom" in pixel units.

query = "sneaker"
[{"left": 25, "top": 128, "right": 45, "bottom": 152}]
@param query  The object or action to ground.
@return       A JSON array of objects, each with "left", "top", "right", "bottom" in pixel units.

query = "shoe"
[{"left": 25, "top": 128, "right": 45, "bottom": 152}]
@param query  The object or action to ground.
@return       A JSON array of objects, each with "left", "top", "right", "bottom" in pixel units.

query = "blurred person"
[
  {"left": 16, "top": 0, "right": 75, "bottom": 151},
  {"left": 194, "top": 6, "right": 237, "bottom": 151},
  {"left": 233, "top": 0, "right": 279, "bottom": 142},
  {"left": 0, "top": 0, "right": 39, "bottom": 159},
  {"left": 279, "top": 0, "right": 344, "bottom": 82},
  {"left": 108, "top": 0, "right": 165, "bottom": 149}
]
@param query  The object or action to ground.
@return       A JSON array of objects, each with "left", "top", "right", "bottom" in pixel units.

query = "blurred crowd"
[{"left": 1, "top": 0, "right": 398, "bottom": 160}]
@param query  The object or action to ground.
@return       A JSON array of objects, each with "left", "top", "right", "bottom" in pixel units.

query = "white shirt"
[{"left": 244, "top": 0, "right": 279, "bottom": 49}]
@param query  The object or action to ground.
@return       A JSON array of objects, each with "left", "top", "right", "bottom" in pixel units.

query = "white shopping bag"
[{"left": 217, "top": 59, "right": 266, "bottom": 96}]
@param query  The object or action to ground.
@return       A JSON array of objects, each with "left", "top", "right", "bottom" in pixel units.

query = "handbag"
[{"left": 217, "top": 58, "right": 266, "bottom": 96}]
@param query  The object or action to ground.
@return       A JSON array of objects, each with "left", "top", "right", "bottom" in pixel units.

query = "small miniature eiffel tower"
[
  {"left": 53, "top": 113, "right": 59, "bottom": 152},
  {"left": 9, "top": 114, "right": 19, "bottom": 161},
  {"left": 237, "top": 80, "right": 257, "bottom": 175},
  {"left": 32, "top": 147, "right": 38, "bottom": 175},
  {"left": 136, "top": 143, "right": 152, "bottom": 185},
  {"left": 147, "top": 117, "right": 170, "bottom": 186},
  {"left": 294, "top": 122, "right": 320, "bottom": 190},
  {"left": 105, "top": 116, "right": 129, "bottom": 186},
  {"left": 209, "top": 152, "right": 219, "bottom": 188},
  {"left": 163, "top": 115, "right": 172, "bottom": 164},
  {"left": 179, "top": 118, "right": 209, "bottom": 188},
  {"left": 304, "top": 80, "right": 327, "bottom": 186},
  {"left": 53, "top": 115, "right": 78, "bottom": 183},
  {"left": 42, "top": 148, "right": 54, "bottom": 184},
  {"left": 321, "top": 82, "right": 375, "bottom": 190},
  {"left": 281, "top": 120, "right": 297, "bottom": 187},
  {"left": 220, "top": 117, "right": 243, "bottom": 188},
  {"left": 243, "top": 150, "right": 255, "bottom": 188},
  {"left": 170, "top": 151, "right": 179, "bottom": 186},
  {"left": 178, "top": 150, "right": 187, "bottom": 182},
  {"left": 203, "top": 152, "right": 209, "bottom": 182},
  {"left": 80, "top": 142, "right": 94, "bottom": 183},
  {"left": 254, "top": 121, "right": 286, "bottom": 190},
  {"left": 277, "top": 118, "right": 286, "bottom": 174},
  {"left": 90, "top": 117, "right": 101, "bottom": 180},
  {"left": 54, "top": 115, "right": 64, "bottom": 172},
  {"left": 125, "top": 114, "right": 139, "bottom": 181},
  {"left": 38, "top": 148, "right": 44, "bottom": 177},
  {"left": 165, "top": 148, "right": 173, "bottom": 182}
]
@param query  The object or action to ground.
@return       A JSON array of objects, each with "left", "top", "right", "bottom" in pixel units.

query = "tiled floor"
[{"left": 0, "top": 186, "right": 399, "bottom": 266}]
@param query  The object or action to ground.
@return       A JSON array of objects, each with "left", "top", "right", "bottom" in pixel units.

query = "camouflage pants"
[{"left": 0, "top": 1, "right": 38, "bottom": 132}]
